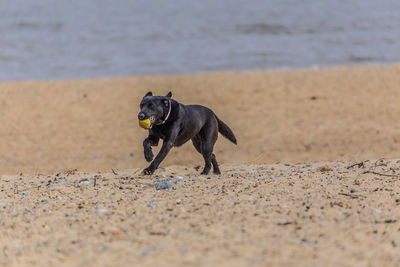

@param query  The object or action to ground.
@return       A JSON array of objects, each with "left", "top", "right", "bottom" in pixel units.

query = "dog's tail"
[{"left": 216, "top": 116, "right": 237, "bottom": 145}]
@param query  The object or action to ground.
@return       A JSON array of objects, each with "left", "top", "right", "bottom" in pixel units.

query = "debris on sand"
[{"left": 155, "top": 180, "right": 175, "bottom": 190}]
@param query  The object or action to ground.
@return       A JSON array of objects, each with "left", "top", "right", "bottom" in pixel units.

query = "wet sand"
[{"left": 1, "top": 65, "right": 400, "bottom": 265}]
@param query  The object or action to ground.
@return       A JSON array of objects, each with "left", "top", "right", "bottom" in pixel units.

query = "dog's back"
[{"left": 185, "top": 104, "right": 237, "bottom": 145}]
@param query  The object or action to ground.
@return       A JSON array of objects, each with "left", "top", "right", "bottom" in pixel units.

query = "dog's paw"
[
  {"left": 200, "top": 168, "right": 211, "bottom": 175},
  {"left": 144, "top": 149, "right": 154, "bottom": 162},
  {"left": 142, "top": 166, "right": 155, "bottom": 175},
  {"left": 213, "top": 169, "right": 221, "bottom": 175}
]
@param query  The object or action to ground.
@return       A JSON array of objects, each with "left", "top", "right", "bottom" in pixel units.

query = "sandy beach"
[{"left": 1, "top": 65, "right": 400, "bottom": 266}]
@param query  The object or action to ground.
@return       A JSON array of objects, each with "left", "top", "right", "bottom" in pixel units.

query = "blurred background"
[{"left": 0, "top": 0, "right": 399, "bottom": 81}]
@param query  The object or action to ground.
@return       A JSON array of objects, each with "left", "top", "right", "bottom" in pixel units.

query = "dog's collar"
[{"left": 161, "top": 99, "right": 172, "bottom": 124}]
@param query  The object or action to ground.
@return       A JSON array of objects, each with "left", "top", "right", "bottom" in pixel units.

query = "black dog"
[{"left": 138, "top": 92, "right": 237, "bottom": 175}]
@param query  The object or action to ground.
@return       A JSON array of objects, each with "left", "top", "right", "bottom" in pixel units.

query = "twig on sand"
[
  {"left": 111, "top": 168, "right": 118, "bottom": 175},
  {"left": 374, "top": 219, "right": 397, "bottom": 224},
  {"left": 277, "top": 221, "right": 295, "bottom": 226},
  {"left": 346, "top": 161, "right": 366, "bottom": 169},
  {"left": 362, "top": 170, "right": 400, "bottom": 177},
  {"left": 374, "top": 158, "right": 387, "bottom": 167},
  {"left": 338, "top": 192, "right": 365, "bottom": 199}
]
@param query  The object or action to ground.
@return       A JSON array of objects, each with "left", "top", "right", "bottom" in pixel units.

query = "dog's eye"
[{"left": 148, "top": 103, "right": 153, "bottom": 108}]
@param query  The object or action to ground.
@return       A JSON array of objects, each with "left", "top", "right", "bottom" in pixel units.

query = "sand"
[{"left": 1, "top": 65, "right": 400, "bottom": 266}]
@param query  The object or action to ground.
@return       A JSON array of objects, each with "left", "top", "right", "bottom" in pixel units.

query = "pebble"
[
  {"left": 174, "top": 176, "right": 184, "bottom": 182},
  {"left": 40, "top": 199, "right": 51, "bottom": 205},
  {"left": 129, "top": 152, "right": 135, "bottom": 157},
  {"left": 248, "top": 199, "right": 258, "bottom": 205},
  {"left": 146, "top": 203, "right": 155, "bottom": 208},
  {"left": 142, "top": 250, "right": 149, "bottom": 256},
  {"left": 298, "top": 168, "right": 308, "bottom": 173},
  {"left": 79, "top": 178, "right": 90, "bottom": 184},
  {"left": 250, "top": 257, "right": 260, "bottom": 264},
  {"left": 54, "top": 179, "right": 69, "bottom": 184},
  {"left": 20, "top": 192, "right": 28, "bottom": 196},
  {"left": 189, "top": 176, "right": 198, "bottom": 181},
  {"left": 97, "top": 208, "right": 109, "bottom": 213},
  {"left": 155, "top": 180, "right": 175, "bottom": 190}
]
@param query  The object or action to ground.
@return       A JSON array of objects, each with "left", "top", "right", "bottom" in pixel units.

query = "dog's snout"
[{"left": 138, "top": 112, "right": 146, "bottom": 120}]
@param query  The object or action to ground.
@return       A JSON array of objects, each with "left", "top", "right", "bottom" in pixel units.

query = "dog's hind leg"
[
  {"left": 192, "top": 135, "right": 212, "bottom": 175},
  {"left": 191, "top": 135, "right": 202, "bottom": 154},
  {"left": 211, "top": 154, "right": 221, "bottom": 175},
  {"left": 200, "top": 121, "right": 220, "bottom": 175}
]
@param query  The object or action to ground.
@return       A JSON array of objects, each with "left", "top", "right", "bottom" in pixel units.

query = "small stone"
[
  {"left": 142, "top": 250, "right": 149, "bottom": 256},
  {"left": 350, "top": 189, "right": 356, "bottom": 193},
  {"left": 146, "top": 203, "right": 155, "bottom": 208},
  {"left": 189, "top": 176, "right": 198, "bottom": 181},
  {"left": 79, "top": 178, "right": 90, "bottom": 184},
  {"left": 40, "top": 200, "right": 51, "bottom": 205},
  {"left": 248, "top": 199, "right": 258, "bottom": 205},
  {"left": 176, "top": 199, "right": 182, "bottom": 204},
  {"left": 20, "top": 192, "right": 28, "bottom": 196},
  {"left": 180, "top": 246, "right": 187, "bottom": 253},
  {"left": 129, "top": 152, "right": 135, "bottom": 157},
  {"left": 155, "top": 180, "right": 175, "bottom": 190},
  {"left": 174, "top": 176, "right": 184, "bottom": 182},
  {"left": 250, "top": 257, "right": 260, "bottom": 264},
  {"left": 97, "top": 208, "right": 109, "bottom": 213}
]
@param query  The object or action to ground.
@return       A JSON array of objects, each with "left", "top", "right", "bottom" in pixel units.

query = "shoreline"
[{"left": 2, "top": 62, "right": 399, "bottom": 83}]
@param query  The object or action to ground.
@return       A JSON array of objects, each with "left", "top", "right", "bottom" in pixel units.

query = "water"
[{"left": 0, "top": 0, "right": 399, "bottom": 81}]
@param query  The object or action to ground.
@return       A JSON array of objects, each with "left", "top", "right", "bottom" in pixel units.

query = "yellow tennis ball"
[{"left": 139, "top": 118, "right": 151, "bottom": 129}]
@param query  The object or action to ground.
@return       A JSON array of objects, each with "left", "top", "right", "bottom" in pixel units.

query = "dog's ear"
[
  {"left": 165, "top": 92, "right": 172, "bottom": 98},
  {"left": 145, "top": 91, "right": 153, "bottom": 97}
]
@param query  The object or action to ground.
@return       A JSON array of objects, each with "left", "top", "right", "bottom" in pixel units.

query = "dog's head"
[{"left": 138, "top": 91, "right": 172, "bottom": 128}]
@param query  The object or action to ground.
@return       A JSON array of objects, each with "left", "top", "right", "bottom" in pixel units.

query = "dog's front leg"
[
  {"left": 143, "top": 130, "right": 178, "bottom": 175},
  {"left": 143, "top": 135, "right": 159, "bottom": 162}
]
